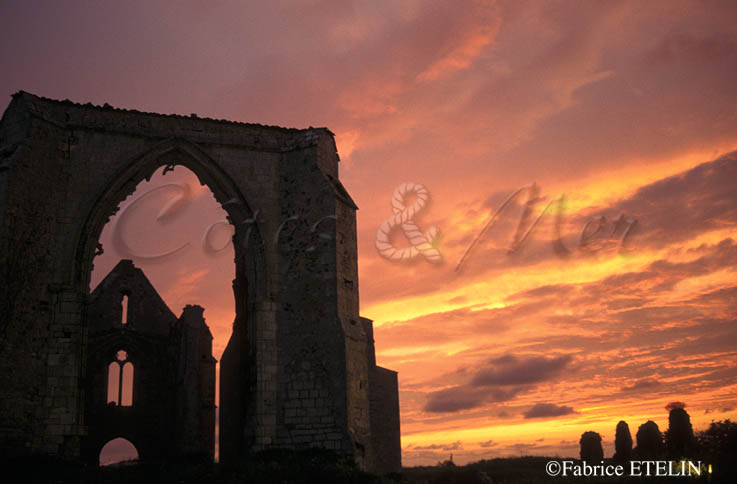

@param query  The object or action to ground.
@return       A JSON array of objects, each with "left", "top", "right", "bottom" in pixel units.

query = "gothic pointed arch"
[{"left": 74, "top": 136, "right": 267, "bottom": 302}]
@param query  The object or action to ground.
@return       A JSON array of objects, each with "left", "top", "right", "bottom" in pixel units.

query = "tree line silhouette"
[{"left": 578, "top": 402, "right": 736, "bottom": 481}]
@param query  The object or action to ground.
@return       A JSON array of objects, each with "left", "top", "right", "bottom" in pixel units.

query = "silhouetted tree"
[
  {"left": 664, "top": 403, "right": 696, "bottom": 458},
  {"left": 439, "top": 453, "right": 456, "bottom": 468},
  {"left": 634, "top": 420, "right": 663, "bottom": 459},
  {"left": 613, "top": 420, "right": 633, "bottom": 462},
  {"left": 697, "top": 419, "right": 737, "bottom": 482},
  {"left": 665, "top": 401, "right": 687, "bottom": 412},
  {"left": 580, "top": 431, "right": 604, "bottom": 463}
]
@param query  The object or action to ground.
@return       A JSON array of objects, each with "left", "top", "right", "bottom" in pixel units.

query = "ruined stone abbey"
[
  {"left": 84, "top": 259, "right": 216, "bottom": 463},
  {"left": 0, "top": 92, "right": 401, "bottom": 474}
]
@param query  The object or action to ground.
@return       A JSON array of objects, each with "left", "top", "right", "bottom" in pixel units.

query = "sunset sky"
[{"left": 2, "top": 0, "right": 736, "bottom": 466}]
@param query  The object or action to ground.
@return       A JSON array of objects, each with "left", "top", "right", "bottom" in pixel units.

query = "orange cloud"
[
  {"left": 21, "top": 0, "right": 734, "bottom": 466},
  {"left": 416, "top": 21, "right": 500, "bottom": 82}
]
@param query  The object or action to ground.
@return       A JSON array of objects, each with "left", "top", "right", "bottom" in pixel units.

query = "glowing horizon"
[{"left": 5, "top": 0, "right": 736, "bottom": 467}]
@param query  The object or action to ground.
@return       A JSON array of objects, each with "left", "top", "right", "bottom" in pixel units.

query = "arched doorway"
[
  {"left": 78, "top": 140, "right": 267, "bottom": 464},
  {"left": 99, "top": 437, "right": 139, "bottom": 466}
]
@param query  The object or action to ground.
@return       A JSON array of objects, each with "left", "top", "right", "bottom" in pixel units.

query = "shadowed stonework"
[
  {"left": 84, "top": 260, "right": 216, "bottom": 464},
  {"left": 0, "top": 92, "right": 400, "bottom": 474}
]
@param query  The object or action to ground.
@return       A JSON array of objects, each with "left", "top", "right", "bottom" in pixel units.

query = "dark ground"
[{"left": 5, "top": 450, "right": 730, "bottom": 484}]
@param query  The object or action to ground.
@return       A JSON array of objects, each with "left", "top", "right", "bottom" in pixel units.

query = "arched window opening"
[
  {"left": 121, "top": 293, "right": 129, "bottom": 325},
  {"left": 99, "top": 437, "right": 138, "bottom": 466},
  {"left": 121, "top": 362, "right": 134, "bottom": 406},
  {"left": 107, "top": 350, "right": 133, "bottom": 406},
  {"left": 107, "top": 362, "right": 119, "bottom": 405}
]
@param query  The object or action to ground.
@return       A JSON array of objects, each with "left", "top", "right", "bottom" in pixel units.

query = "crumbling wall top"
[{"left": 8, "top": 91, "right": 336, "bottom": 153}]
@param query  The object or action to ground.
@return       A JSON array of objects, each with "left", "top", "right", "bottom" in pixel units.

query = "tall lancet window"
[
  {"left": 121, "top": 294, "right": 129, "bottom": 325},
  {"left": 107, "top": 350, "right": 134, "bottom": 406}
]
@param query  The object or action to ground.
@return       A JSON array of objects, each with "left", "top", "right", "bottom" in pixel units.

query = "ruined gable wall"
[
  {"left": 0, "top": 94, "right": 394, "bottom": 472},
  {"left": 88, "top": 260, "right": 177, "bottom": 336}
]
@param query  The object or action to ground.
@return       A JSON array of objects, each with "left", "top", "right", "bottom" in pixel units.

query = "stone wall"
[
  {"left": 82, "top": 260, "right": 216, "bottom": 462},
  {"left": 361, "top": 317, "right": 402, "bottom": 474},
  {"left": 0, "top": 96, "right": 85, "bottom": 457},
  {"left": 174, "top": 304, "right": 216, "bottom": 459},
  {"left": 0, "top": 92, "right": 400, "bottom": 472},
  {"left": 370, "top": 367, "right": 401, "bottom": 475}
]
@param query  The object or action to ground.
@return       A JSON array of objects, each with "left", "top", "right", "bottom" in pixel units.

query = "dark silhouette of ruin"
[
  {"left": 83, "top": 260, "right": 215, "bottom": 464},
  {"left": 579, "top": 431, "right": 603, "bottom": 463},
  {"left": 0, "top": 92, "right": 401, "bottom": 474}
]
